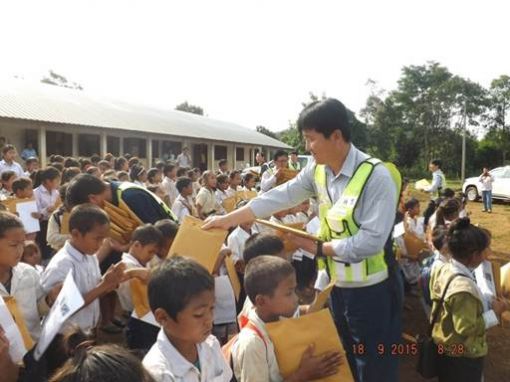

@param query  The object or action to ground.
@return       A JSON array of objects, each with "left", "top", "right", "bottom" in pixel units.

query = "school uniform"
[
  {"left": 172, "top": 194, "right": 194, "bottom": 223},
  {"left": 0, "top": 262, "right": 45, "bottom": 340},
  {"left": 162, "top": 177, "right": 179, "bottom": 207},
  {"left": 215, "top": 189, "right": 228, "bottom": 215},
  {"left": 227, "top": 226, "right": 256, "bottom": 263},
  {"left": 46, "top": 209, "right": 70, "bottom": 251},
  {"left": 118, "top": 252, "right": 160, "bottom": 351},
  {"left": 41, "top": 241, "right": 101, "bottom": 334},
  {"left": 34, "top": 185, "right": 60, "bottom": 260},
  {"left": 143, "top": 329, "right": 233, "bottom": 382},
  {"left": 196, "top": 187, "right": 219, "bottom": 217},
  {"left": 232, "top": 308, "right": 282, "bottom": 382},
  {"left": 0, "top": 159, "right": 24, "bottom": 177}
]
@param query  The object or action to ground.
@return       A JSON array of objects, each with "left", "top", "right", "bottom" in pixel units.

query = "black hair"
[
  {"left": 104, "top": 153, "right": 114, "bottom": 162},
  {"left": 436, "top": 198, "right": 461, "bottom": 226},
  {"left": 147, "top": 167, "right": 159, "bottom": 184},
  {"left": 290, "top": 150, "right": 298, "bottom": 155},
  {"left": 229, "top": 170, "right": 241, "bottom": 180},
  {"left": 447, "top": 217, "right": 489, "bottom": 261},
  {"left": 1, "top": 170, "right": 16, "bottom": 183},
  {"left": 404, "top": 197, "right": 420, "bottom": 211},
  {"left": 69, "top": 204, "right": 109, "bottom": 235},
  {"left": 441, "top": 188, "right": 455, "bottom": 198},
  {"left": 2, "top": 144, "right": 15, "bottom": 155},
  {"left": 64, "top": 157, "right": 80, "bottom": 169},
  {"left": 90, "top": 154, "right": 101, "bottom": 164},
  {"left": 148, "top": 257, "right": 214, "bottom": 320},
  {"left": 12, "top": 177, "right": 32, "bottom": 194},
  {"left": 86, "top": 166, "right": 100, "bottom": 175},
  {"left": 98, "top": 160, "right": 111, "bottom": 170},
  {"left": 129, "top": 164, "right": 146, "bottom": 182},
  {"left": 243, "top": 233, "right": 285, "bottom": 264},
  {"left": 59, "top": 183, "right": 69, "bottom": 206},
  {"left": 39, "top": 167, "right": 61, "bottom": 183},
  {"left": 25, "top": 157, "right": 39, "bottom": 166},
  {"left": 51, "top": 162, "right": 65, "bottom": 172},
  {"left": 66, "top": 174, "right": 108, "bottom": 208},
  {"left": 218, "top": 159, "right": 228, "bottom": 167},
  {"left": 128, "top": 157, "right": 140, "bottom": 168},
  {"left": 176, "top": 167, "right": 188, "bottom": 177},
  {"left": 155, "top": 161, "right": 166, "bottom": 172},
  {"left": 62, "top": 167, "right": 82, "bottom": 184},
  {"left": 163, "top": 164, "right": 176, "bottom": 176},
  {"left": 432, "top": 225, "right": 448, "bottom": 252},
  {"left": 297, "top": 98, "right": 351, "bottom": 141},
  {"left": 176, "top": 176, "right": 193, "bottom": 194},
  {"left": 117, "top": 171, "right": 129, "bottom": 181},
  {"left": 244, "top": 255, "right": 295, "bottom": 303},
  {"left": 272, "top": 150, "right": 288, "bottom": 162},
  {"left": 430, "top": 159, "right": 442, "bottom": 168},
  {"left": 0, "top": 212, "right": 24, "bottom": 237},
  {"left": 216, "top": 174, "right": 228, "bottom": 186},
  {"left": 131, "top": 224, "right": 163, "bottom": 247},
  {"left": 154, "top": 219, "right": 179, "bottom": 240},
  {"left": 114, "top": 157, "right": 127, "bottom": 171},
  {"left": 242, "top": 173, "right": 256, "bottom": 187}
]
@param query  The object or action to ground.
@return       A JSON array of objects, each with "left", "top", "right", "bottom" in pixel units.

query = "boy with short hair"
[
  {"left": 143, "top": 257, "right": 233, "bottom": 381},
  {"left": 117, "top": 224, "right": 163, "bottom": 351},
  {"left": 24, "top": 157, "right": 39, "bottom": 177},
  {"left": 152, "top": 219, "right": 179, "bottom": 268},
  {"left": 233, "top": 256, "right": 341, "bottom": 382},
  {"left": 0, "top": 170, "right": 16, "bottom": 199},
  {"left": 41, "top": 204, "right": 126, "bottom": 334},
  {"left": 172, "top": 176, "right": 195, "bottom": 224},
  {"left": 0, "top": 144, "right": 24, "bottom": 178},
  {"left": 12, "top": 177, "right": 34, "bottom": 199}
]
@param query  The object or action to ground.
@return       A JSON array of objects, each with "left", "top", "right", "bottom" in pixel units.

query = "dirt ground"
[{"left": 400, "top": 186, "right": 510, "bottom": 381}]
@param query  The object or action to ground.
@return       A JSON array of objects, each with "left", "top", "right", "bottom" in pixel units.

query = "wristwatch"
[{"left": 316, "top": 241, "right": 324, "bottom": 258}]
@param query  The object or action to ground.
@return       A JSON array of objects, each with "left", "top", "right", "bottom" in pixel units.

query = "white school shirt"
[
  {"left": 232, "top": 309, "right": 282, "bottom": 382},
  {"left": 162, "top": 177, "right": 179, "bottom": 207},
  {"left": 0, "top": 262, "right": 44, "bottom": 340},
  {"left": 47, "top": 210, "right": 71, "bottom": 251},
  {"left": 117, "top": 252, "right": 143, "bottom": 312},
  {"left": 260, "top": 168, "right": 277, "bottom": 193},
  {"left": 0, "top": 160, "right": 24, "bottom": 178},
  {"left": 172, "top": 194, "right": 193, "bottom": 224},
  {"left": 34, "top": 185, "right": 60, "bottom": 220},
  {"left": 215, "top": 190, "right": 228, "bottom": 215},
  {"left": 227, "top": 226, "right": 256, "bottom": 263},
  {"left": 406, "top": 216, "right": 425, "bottom": 240},
  {"left": 196, "top": 187, "right": 219, "bottom": 216},
  {"left": 143, "top": 329, "right": 233, "bottom": 382},
  {"left": 41, "top": 241, "right": 102, "bottom": 333}
]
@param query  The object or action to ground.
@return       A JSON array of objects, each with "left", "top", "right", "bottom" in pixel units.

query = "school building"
[{"left": 0, "top": 79, "right": 290, "bottom": 169}]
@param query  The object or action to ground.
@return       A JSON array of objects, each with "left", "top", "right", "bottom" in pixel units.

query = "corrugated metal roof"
[{"left": 0, "top": 79, "right": 290, "bottom": 149}]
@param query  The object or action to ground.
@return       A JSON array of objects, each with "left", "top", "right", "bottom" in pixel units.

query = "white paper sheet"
[
  {"left": 393, "top": 222, "right": 405, "bottom": 239},
  {"left": 132, "top": 310, "right": 160, "bottom": 327},
  {"left": 213, "top": 276, "right": 236, "bottom": 325},
  {"left": 474, "top": 260, "right": 496, "bottom": 312},
  {"left": 34, "top": 271, "right": 84, "bottom": 360},
  {"left": 16, "top": 200, "right": 40, "bottom": 234},
  {"left": 0, "top": 296, "right": 27, "bottom": 363}
]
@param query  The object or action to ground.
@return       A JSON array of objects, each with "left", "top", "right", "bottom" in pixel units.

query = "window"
[
  {"left": 78, "top": 134, "right": 100, "bottom": 157},
  {"left": 123, "top": 138, "right": 146, "bottom": 158},
  {"left": 214, "top": 145, "right": 227, "bottom": 160},
  {"left": 235, "top": 147, "right": 245, "bottom": 162},
  {"left": 24, "top": 129, "right": 38, "bottom": 152},
  {"left": 152, "top": 140, "right": 160, "bottom": 160},
  {"left": 107, "top": 136, "right": 120, "bottom": 156},
  {"left": 46, "top": 131, "right": 72, "bottom": 157},
  {"left": 161, "top": 141, "right": 182, "bottom": 161}
]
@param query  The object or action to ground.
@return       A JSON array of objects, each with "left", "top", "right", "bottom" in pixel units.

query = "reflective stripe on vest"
[
  {"left": 315, "top": 158, "right": 388, "bottom": 288},
  {"left": 117, "top": 182, "right": 178, "bottom": 222}
]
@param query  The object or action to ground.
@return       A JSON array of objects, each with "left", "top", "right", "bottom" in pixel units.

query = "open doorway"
[{"left": 193, "top": 144, "right": 208, "bottom": 172}]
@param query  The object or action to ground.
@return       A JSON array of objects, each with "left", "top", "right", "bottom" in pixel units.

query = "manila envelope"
[
  {"left": 492, "top": 262, "right": 502, "bottom": 297},
  {"left": 501, "top": 262, "right": 510, "bottom": 297},
  {"left": 130, "top": 278, "right": 151, "bottom": 318},
  {"left": 237, "top": 190, "right": 257, "bottom": 201},
  {"left": 272, "top": 222, "right": 305, "bottom": 253},
  {"left": 60, "top": 212, "right": 71, "bottom": 235},
  {"left": 308, "top": 280, "right": 336, "bottom": 314},
  {"left": 4, "top": 296, "right": 34, "bottom": 350},
  {"left": 225, "top": 256, "right": 241, "bottom": 301},
  {"left": 167, "top": 215, "right": 228, "bottom": 274},
  {"left": 222, "top": 196, "right": 237, "bottom": 213},
  {"left": 1, "top": 197, "right": 34, "bottom": 214},
  {"left": 276, "top": 168, "right": 299, "bottom": 186},
  {"left": 266, "top": 308, "right": 354, "bottom": 382},
  {"left": 403, "top": 232, "right": 428, "bottom": 260}
]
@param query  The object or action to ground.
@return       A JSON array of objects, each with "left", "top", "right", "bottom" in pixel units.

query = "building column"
[
  {"left": 38, "top": 126, "right": 47, "bottom": 167},
  {"left": 208, "top": 143, "right": 215, "bottom": 171},
  {"left": 119, "top": 136, "right": 124, "bottom": 156},
  {"left": 100, "top": 132, "right": 107, "bottom": 158},
  {"left": 72, "top": 133, "right": 79, "bottom": 157},
  {"left": 146, "top": 138, "right": 153, "bottom": 167},
  {"left": 233, "top": 144, "right": 237, "bottom": 169},
  {"left": 227, "top": 144, "right": 234, "bottom": 170}
]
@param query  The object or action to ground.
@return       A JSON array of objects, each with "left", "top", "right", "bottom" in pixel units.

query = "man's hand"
[
  {"left": 31, "top": 212, "right": 42, "bottom": 220},
  {"left": 202, "top": 215, "right": 234, "bottom": 231},
  {"left": 285, "top": 233, "right": 316, "bottom": 254}
]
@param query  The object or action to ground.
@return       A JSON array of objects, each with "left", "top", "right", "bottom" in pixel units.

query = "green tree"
[
  {"left": 256, "top": 125, "right": 278, "bottom": 139},
  {"left": 175, "top": 101, "right": 204, "bottom": 115},
  {"left": 485, "top": 75, "right": 510, "bottom": 162}
]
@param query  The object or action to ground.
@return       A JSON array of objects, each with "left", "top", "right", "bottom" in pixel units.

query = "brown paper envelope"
[
  {"left": 308, "top": 280, "right": 336, "bottom": 313},
  {"left": 501, "top": 262, "right": 510, "bottom": 297},
  {"left": 1, "top": 197, "right": 35, "bottom": 214},
  {"left": 255, "top": 219, "right": 320, "bottom": 242},
  {"left": 167, "top": 216, "right": 228, "bottom": 273},
  {"left": 403, "top": 232, "right": 428, "bottom": 260},
  {"left": 130, "top": 278, "right": 151, "bottom": 318},
  {"left": 225, "top": 256, "right": 241, "bottom": 301},
  {"left": 276, "top": 168, "right": 299, "bottom": 186},
  {"left": 492, "top": 262, "right": 502, "bottom": 297},
  {"left": 3, "top": 296, "right": 34, "bottom": 350},
  {"left": 60, "top": 212, "right": 71, "bottom": 235},
  {"left": 222, "top": 196, "right": 237, "bottom": 213},
  {"left": 104, "top": 201, "right": 131, "bottom": 218},
  {"left": 266, "top": 308, "right": 354, "bottom": 382}
]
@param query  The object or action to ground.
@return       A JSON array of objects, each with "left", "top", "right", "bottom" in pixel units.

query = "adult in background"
[
  {"left": 422, "top": 159, "right": 447, "bottom": 226},
  {"left": 479, "top": 167, "right": 494, "bottom": 213},
  {"left": 288, "top": 150, "right": 301, "bottom": 171},
  {"left": 204, "top": 98, "right": 403, "bottom": 382},
  {"left": 255, "top": 151, "right": 268, "bottom": 175},
  {"left": 0, "top": 144, "right": 24, "bottom": 177},
  {"left": 176, "top": 147, "right": 191, "bottom": 168},
  {"left": 259, "top": 150, "right": 288, "bottom": 193},
  {"left": 21, "top": 142, "right": 38, "bottom": 161}
]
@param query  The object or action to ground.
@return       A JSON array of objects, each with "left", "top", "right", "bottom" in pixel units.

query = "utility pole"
[{"left": 461, "top": 100, "right": 467, "bottom": 183}]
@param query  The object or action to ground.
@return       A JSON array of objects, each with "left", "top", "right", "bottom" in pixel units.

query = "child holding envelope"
[{"left": 232, "top": 256, "right": 341, "bottom": 382}]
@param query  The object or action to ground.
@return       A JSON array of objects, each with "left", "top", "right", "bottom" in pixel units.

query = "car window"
[
  {"left": 491, "top": 168, "right": 505, "bottom": 178},
  {"left": 298, "top": 157, "right": 309, "bottom": 168},
  {"left": 503, "top": 169, "right": 510, "bottom": 178}
]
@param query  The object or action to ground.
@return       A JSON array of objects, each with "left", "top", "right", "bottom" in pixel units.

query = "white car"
[
  {"left": 462, "top": 166, "right": 510, "bottom": 202},
  {"left": 298, "top": 155, "right": 312, "bottom": 169}
]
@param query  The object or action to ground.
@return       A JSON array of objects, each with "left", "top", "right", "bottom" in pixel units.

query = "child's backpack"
[
  {"left": 222, "top": 321, "right": 267, "bottom": 382},
  {"left": 419, "top": 255, "right": 436, "bottom": 306}
]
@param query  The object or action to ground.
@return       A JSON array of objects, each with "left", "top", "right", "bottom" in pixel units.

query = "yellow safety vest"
[
  {"left": 289, "top": 161, "right": 301, "bottom": 171},
  {"left": 315, "top": 158, "right": 401, "bottom": 288}
]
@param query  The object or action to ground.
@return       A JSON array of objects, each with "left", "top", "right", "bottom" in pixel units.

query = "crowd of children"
[{"left": 0, "top": 141, "right": 508, "bottom": 382}]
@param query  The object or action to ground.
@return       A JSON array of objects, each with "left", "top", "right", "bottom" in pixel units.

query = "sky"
[{"left": 0, "top": 0, "right": 509, "bottom": 132}]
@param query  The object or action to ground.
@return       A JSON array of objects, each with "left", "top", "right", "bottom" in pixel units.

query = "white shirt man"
[{"left": 176, "top": 150, "right": 191, "bottom": 168}]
